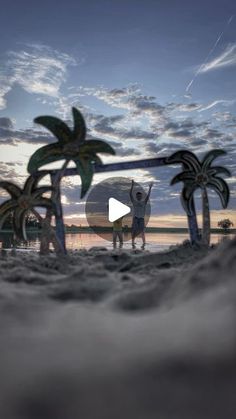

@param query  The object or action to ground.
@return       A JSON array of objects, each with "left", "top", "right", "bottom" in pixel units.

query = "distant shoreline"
[{"left": 0, "top": 227, "right": 235, "bottom": 235}]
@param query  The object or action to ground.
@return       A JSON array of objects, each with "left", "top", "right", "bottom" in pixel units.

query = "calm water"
[{"left": 0, "top": 232, "right": 234, "bottom": 252}]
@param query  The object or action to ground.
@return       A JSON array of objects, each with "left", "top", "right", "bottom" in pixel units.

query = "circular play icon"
[{"left": 85, "top": 177, "right": 151, "bottom": 241}]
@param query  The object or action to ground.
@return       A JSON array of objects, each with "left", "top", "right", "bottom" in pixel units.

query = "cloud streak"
[
  {"left": 198, "top": 99, "right": 235, "bottom": 112},
  {"left": 186, "top": 15, "right": 235, "bottom": 92},
  {"left": 199, "top": 43, "right": 236, "bottom": 73}
]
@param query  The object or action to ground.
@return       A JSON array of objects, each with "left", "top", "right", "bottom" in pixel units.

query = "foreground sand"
[{"left": 0, "top": 239, "right": 235, "bottom": 419}]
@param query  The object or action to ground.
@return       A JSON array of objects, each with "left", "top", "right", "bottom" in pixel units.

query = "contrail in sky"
[{"left": 185, "top": 14, "right": 235, "bottom": 94}]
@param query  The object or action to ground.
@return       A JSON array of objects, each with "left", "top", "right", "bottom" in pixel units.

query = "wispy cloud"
[
  {"left": 1, "top": 74, "right": 235, "bottom": 214},
  {"left": 198, "top": 99, "right": 235, "bottom": 111},
  {"left": 213, "top": 111, "right": 236, "bottom": 127},
  {"left": 0, "top": 44, "right": 76, "bottom": 110},
  {"left": 199, "top": 44, "right": 236, "bottom": 73},
  {"left": 0, "top": 77, "right": 12, "bottom": 110},
  {"left": 0, "top": 162, "right": 20, "bottom": 195},
  {"left": 170, "top": 99, "right": 235, "bottom": 114},
  {"left": 77, "top": 85, "right": 166, "bottom": 127},
  {"left": 0, "top": 116, "right": 56, "bottom": 146},
  {"left": 185, "top": 15, "right": 235, "bottom": 92}
]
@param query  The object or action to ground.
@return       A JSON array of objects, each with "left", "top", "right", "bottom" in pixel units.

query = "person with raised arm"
[{"left": 130, "top": 180, "right": 153, "bottom": 249}]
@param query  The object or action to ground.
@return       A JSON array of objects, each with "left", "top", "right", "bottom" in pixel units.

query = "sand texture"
[{"left": 0, "top": 239, "right": 235, "bottom": 419}]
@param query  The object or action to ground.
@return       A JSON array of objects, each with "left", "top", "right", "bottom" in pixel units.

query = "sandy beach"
[
  {"left": 0, "top": 238, "right": 235, "bottom": 419},
  {"left": 1, "top": 1, "right": 236, "bottom": 418}
]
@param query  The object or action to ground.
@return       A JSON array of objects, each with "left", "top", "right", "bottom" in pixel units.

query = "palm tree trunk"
[
  {"left": 187, "top": 198, "right": 200, "bottom": 244},
  {"left": 53, "top": 178, "right": 66, "bottom": 253},
  {"left": 39, "top": 208, "right": 53, "bottom": 255},
  {"left": 42, "top": 160, "right": 69, "bottom": 255},
  {"left": 31, "top": 209, "right": 63, "bottom": 255},
  {"left": 202, "top": 187, "right": 211, "bottom": 246}
]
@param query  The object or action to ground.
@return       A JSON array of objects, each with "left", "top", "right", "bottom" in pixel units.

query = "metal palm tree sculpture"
[
  {"left": 0, "top": 175, "right": 62, "bottom": 253},
  {"left": 168, "top": 149, "right": 231, "bottom": 245},
  {"left": 27, "top": 107, "right": 116, "bottom": 198},
  {"left": 27, "top": 107, "right": 115, "bottom": 253}
]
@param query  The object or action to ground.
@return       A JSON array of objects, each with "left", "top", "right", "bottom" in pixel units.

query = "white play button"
[
  {"left": 108, "top": 197, "right": 131, "bottom": 222},
  {"left": 85, "top": 176, "right": 151, "bottom": 241}
]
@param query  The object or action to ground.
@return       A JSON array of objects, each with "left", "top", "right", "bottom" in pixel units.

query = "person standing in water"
[
  {"left": 112, "top": 217, "right": 123, "bottom": 249},
  {"left": 130, "top": 180, "right": 153, "bottom": 249}
]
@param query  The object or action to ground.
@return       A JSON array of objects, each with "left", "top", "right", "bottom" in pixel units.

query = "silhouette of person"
[{"left": 130, "top": 180, "right": 153, "bottom": 249}]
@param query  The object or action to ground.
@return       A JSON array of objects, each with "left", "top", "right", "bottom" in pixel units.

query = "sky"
[{"left": 0, "top": 0, "right": 236, "bottom": 228}]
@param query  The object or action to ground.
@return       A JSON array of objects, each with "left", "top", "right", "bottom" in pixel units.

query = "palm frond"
[
  {"left": 80, "top": 140, "right": 116, "bottom": 155},
  {"left": 90, "top": 154, "right": 103, "bottom": 165},
  {"left": 202, "top": 149, "right": 226, "bottom": 171},
  {"left": 183, "top": 154, "right": 201, "bottom": 173},
  {"left": 0, "top": 181, "right": 21, "bottom": 198},
  {"left": 32, "top": 197, "right": 55, "bottom": 210},
  {"left": 24, "top": 175, "right": 40, "bottom": 194},
  {"left": 24, "top": 172, "right": 51, "bottom": 194},
  {"left": 34, "top": 116, "right": 72, "bottom": 144},
  {"left": 13, "top": 208, "right": 28, "bottom": 241},
  {"left": 207, "top": 166, "right": 231, "bottom": 178},
  {"left": 207, "top": 178, "right": 230, "bottom": 208},
  {"left": 75, "top": 159, "right": 94, "bottom": 198},
  {"left": 13, "top": 197, "right": 55, "bottom": 240},
  {"left": 27, "top": 143, "right": 64, "bottom": 174},
  {"left": 167, "top": 150, "right": 201, "bottom": 172},
  {"left": 0, "top": 199, "right": 18, "bottom": 229},
  {"left": 170, "top": 171, "right": 196, "bottom": 185},
  {"left": 31, "top": 187, "right": 53, "bottom": 199},
  {"left": 72, "top": 107, "right": 86, "bottom": 143},
  {"left": 209, "top": 176, "right": 227, "bottom": 192}
]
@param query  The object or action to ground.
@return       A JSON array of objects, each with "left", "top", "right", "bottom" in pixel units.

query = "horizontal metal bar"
[
  {"left": 94, "top": 157, "right": 169, "bottom": 173},
  {"left": 44, "top": 156, "right": 173, "bottom": 179}
]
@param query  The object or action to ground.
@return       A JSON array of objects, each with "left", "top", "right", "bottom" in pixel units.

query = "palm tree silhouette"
[
  {"left": 27, "top": 107, "right": 115, "bottom": 253},
  {"left": 168, "top": 149, "right": 231, "bottom": 245},
  {"left": 28, "top": 107, "right": 115, "bottom": 198},
  {"left": 0, "top": 175, "right": 63, "bottom": 253}
]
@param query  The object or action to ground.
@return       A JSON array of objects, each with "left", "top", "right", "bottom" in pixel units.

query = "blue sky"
[{"left": 0, "top": 0, "right": 236, "bottom": 227}]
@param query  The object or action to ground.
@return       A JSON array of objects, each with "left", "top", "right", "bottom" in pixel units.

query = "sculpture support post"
[
  {"left": 51, "top": 173, "right": 66, "bottom": 254},
  {"left": 187, "top": 199, "right": 200, "bottom": 244}
]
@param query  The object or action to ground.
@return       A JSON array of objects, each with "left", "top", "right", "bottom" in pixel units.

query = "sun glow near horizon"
[{"left": 64, "top": 209, "right": 236, "bottom": 229}]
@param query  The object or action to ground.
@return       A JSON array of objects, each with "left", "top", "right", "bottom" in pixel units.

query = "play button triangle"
[{"left": 108, "top": 197, "right": 131, "bottom": 222}]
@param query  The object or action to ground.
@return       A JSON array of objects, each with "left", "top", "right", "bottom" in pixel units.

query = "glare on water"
[{"left": 0, "top": 232, "right": 233, "bottom": 252}]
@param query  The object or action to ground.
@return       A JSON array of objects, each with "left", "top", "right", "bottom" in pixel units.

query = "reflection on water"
[{"left": 0, "top": 231, "right": 234, "bottom": 252}]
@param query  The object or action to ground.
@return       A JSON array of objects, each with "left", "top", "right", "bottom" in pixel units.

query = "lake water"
[{"left": 0, "top": 232, "right": 233, "bottom": 252}]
